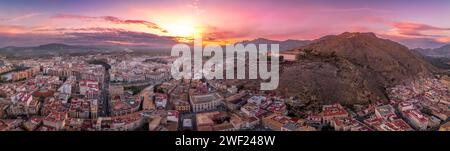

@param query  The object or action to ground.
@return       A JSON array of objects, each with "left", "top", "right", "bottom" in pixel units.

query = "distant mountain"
[
  {"left": 414, "top": 44, "right": 450, "bottom": 58},
  {"left": 0, "top": 43, "right": 180, "bottom": 59},
  {"left": 413, "top": 45, "right": 450, "bottom": 70},
  {"left": 0, "top": 43, "right": 114, "bottom": 58},
  {"left": 37, "top": 43, "right": 84, "bottom": 50},
  {"left": 276, "top": 32, "right": 434, "bottom": 105},
  {"left": 237, "top": 38, "right": 311, "bottom": 51},
  {"left": 0, "top": 38, "right": 311, "bottom": 58}
]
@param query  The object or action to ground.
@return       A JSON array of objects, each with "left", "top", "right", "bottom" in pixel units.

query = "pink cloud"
[
  {"left": 202, "top": 26, "right": 254, "bottom": 41},
  {"left": 34, "top": 27, "right": 127, "bottom": 33},
  {"left": 389, "top": 22, "right": 450, "bottom": 37},
  {"left": 52, "top": 14, "right": 167, "bottom": 33},
  {"left": 101, "top": 16, "right": 167, "bottom": 33},
  {"left": 393, "top": 22, "right": 450, "bottom": 31},
  {"left": 52, "top": 14, "right": 97, "bottom": 21},
  {"left": 360, "top": 17, "right": 450, "bottom": 47},
  {"left": 0, "top": 13, "right": 43, "bottom": 22}
]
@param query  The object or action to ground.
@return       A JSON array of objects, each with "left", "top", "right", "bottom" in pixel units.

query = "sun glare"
[{"left": 165, "top": 21, "right": 201, "bottom": 38}]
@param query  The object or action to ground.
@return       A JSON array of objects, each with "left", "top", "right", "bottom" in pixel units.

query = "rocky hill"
[{"left": 277, "top": 32, "right": 435, "bottom": 104}]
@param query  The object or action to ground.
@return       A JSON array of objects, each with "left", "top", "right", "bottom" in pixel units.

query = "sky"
[{"left": 0, "top": 0, "right": 450, "bottom": 48}]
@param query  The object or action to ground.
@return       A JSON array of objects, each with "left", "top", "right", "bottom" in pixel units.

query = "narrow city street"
[{"left": 102, "top": 67, "right": 110, "bottom": 116}]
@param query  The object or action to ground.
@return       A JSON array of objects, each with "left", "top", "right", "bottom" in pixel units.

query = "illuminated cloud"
[
  {"left": 203, "top": 26, "right": 253, "bottom": 41},
  {"left": 52, "top": 14, "right": 168, "bottom": 33},
  {"left": 33, "top": 27, "right": 128, "bottom": 33},
  {"left": 357, "top": 16, "right": 450, "bottom": 48},
  {"left": 436, "top": 37, "right": 450, "bottom": 43},
  {"left": 0, "top": 13, "right": 43, "bottom": 23},
  {"left": 7, "top": 13, "right": 43, "bottom": 22},
  {"left": 61, "top": 31, "right": 177, "bottom": 46},
  {"left": 391, "top": 22, "right": 450, "bottom": 37}
]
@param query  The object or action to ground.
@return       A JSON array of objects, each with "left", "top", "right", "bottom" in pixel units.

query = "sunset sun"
[{"left": 165, "top": 21, "right": 201, "bottom": 37}]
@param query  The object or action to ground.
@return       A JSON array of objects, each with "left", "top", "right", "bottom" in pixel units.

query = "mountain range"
[
  {"left": 0, "top": 38, "right": 311, "bottom": 58},
  {"left": 414, "top": 45, "right": 450, "bottom": 58},
  {"left": 0, "top": 43, "right": 106, "bottom": 58},
  {"left": 0, "top": 43, "right": 174, "bottom": 58},
  {"left": 237, "top": 38, "right": 311, "bottom": 51}
]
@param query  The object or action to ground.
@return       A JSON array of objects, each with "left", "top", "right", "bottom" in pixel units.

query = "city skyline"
[{"left": 2, "top": 2, "right": 450, "bottom": 150}]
